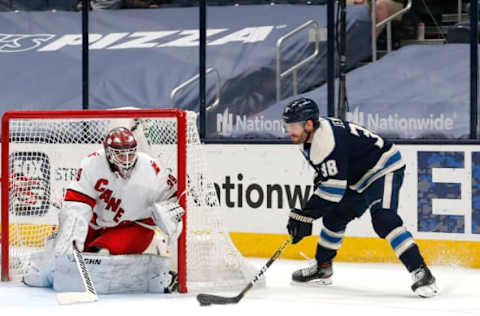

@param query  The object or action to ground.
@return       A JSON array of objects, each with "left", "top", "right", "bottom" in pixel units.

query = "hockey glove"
[
  {"left": 313, "top": 172, "right": 322, "bottom": 188},
  {"left": 151, "top": 199, "right": 185, "bottom": 244},
  {"left": 287, "top": 208, "right": 315, "bottom": 244},
  {"left": 54, "top": 202, "right": 91, "bottom": 256}
]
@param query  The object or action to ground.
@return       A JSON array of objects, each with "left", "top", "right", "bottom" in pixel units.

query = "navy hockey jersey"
[{"left": 301, "top": 117, "right": 405, "bottom": 206}]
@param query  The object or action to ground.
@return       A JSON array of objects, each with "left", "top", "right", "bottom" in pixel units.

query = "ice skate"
[
  {"left": 164, "top": 271, "right": 179, "bottom": 293},
  {"left": 411, "top": 265, "right": 439, "bottom": 298},
  {"left": 291, "top": 261, "right": 332, "bottom": 286}
]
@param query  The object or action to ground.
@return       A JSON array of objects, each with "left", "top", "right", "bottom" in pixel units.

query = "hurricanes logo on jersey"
[{"left": 94, "top": 178, "right": 125, "bottom": 223}]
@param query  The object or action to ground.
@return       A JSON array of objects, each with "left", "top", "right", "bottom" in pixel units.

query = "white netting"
[{"left": 2, "top": 110, "right": 261, "bottom": 291}]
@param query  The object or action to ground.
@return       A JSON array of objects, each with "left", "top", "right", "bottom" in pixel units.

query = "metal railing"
[
  {"left": 371, "top": 0, "right": 412, "bottom": 61},
  {"left": 170, "top": 67, "right": 221, "bottom": 112},
  {"left": 276, "top": 20, "right": 321, "bottom": 102},
  {"left": 458, "top": 0, "right": 463, "bottom": 23}
]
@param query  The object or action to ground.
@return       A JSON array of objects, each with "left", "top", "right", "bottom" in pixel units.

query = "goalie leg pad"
[
  {"left": 148, "top": 256, "right": 176, "bottom": 293},
  {"left": 22, "top": 233, "right": 56, "bottom": 288},
  {"left": 54, "top": 253, "right": 172, "bottom": 294},
  {"left": 22, "top": 251, "right": 55, "bottom": 288}
]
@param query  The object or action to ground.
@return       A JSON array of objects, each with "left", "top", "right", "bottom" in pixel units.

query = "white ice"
[{"left": 1, "top": 259, "right": 479, "bottom": 316}]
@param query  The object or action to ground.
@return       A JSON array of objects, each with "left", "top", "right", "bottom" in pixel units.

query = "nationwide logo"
[
  {"left": 213, "top": 173, "right": 312, "bottom": 210},
  {"left": 0, "top": 26, "right": 276, "bottom": 53},
  {"left": 216, "top": 108, "right": 284, "bottom": 137},
  {"left": 0, "top": 34, "right": 54, "bottom": 52},
  {"left": 346, "top": 106, "right": 456, "bottom": 133}
]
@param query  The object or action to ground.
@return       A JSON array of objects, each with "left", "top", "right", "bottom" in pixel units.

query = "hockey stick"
[
  {"left": 196, "top": 236, "right": 292, "bottom": 306},
  {"left": 56, "top": 243, "right": 98, "bottom": 305}
]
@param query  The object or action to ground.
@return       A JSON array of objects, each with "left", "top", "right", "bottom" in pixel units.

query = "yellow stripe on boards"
[
  {"left": 3, "top": 225, "right": 479, "bottom": 268},
  {"left": 230, "top": 232, "right": 480, "bottom": 268}
]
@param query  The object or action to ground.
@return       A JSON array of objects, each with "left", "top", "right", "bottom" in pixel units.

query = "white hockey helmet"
[{"left": 103, "top": 127, "right": 138, "bottom": 179}]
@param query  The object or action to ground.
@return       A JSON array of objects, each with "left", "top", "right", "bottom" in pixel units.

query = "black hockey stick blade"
[
  {"left": 196, "top": 236, "right": 292, "bottom": 306},
  {"left": 196, "top": 293, "right": 241, "bottom": 306}
]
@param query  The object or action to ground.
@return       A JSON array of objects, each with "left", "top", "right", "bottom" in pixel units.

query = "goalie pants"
[
  {"left": 85, "top": 218, "right": 155, "bottom": 255},
  {"left": 312, "top": 167, "right": 425, "bottom": 273}
]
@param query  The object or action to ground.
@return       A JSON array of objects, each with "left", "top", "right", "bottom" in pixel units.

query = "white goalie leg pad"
[
  {"left": 53, "top": 253, "right": 171, "bottom": 294},
  {"left": 148, "top": 256, "right": 174, "bottom": 293},
  {"left": 22, "top": 234, "right": 56, "bottom": 288}
]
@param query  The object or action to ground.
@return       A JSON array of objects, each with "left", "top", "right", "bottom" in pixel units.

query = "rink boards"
[
  {"left": 205, "top": 144, "right": 480, "bottom": 268},
  {"left": 2, "top": 143, "right": 480, "bottom": 268}
]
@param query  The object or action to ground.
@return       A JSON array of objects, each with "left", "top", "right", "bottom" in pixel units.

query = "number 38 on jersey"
[{"left": 320, "top": 160, "right": 338, "bottom": 178}]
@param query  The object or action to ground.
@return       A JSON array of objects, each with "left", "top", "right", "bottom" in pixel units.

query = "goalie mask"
[{"left": 104, "top": 127, "right": 138, "bottom": 179}]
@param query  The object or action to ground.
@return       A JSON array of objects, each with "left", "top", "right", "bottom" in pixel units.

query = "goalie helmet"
[
  {"left": 282, "top": 97, "right": 319, "bottom": 124},
  {"left": 104, "top": 127, "right": 137, "bottom": 179}
]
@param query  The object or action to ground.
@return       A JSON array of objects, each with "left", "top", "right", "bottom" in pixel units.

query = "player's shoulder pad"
[
  {"left": 310, "top": 118, "right": 335, "bottom": 165},
  {"left": 136, "top": 152, "right": 158, "bottom": 169},
  {"left": 80, "top": 149, "right": 105, "bottom": 169},
  {"left": 137, "top": 151, "right": 155, "bottom": 160},
  {"left": 136, "top": 152, "right": 165, "bottom": 176}
]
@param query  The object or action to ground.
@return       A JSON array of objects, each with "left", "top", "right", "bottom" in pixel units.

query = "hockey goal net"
[{"left": 1, "top": 109, "right": 260, "bottom": 292}]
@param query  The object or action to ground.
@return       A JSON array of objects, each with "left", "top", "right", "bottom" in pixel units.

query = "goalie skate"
[
  {"left": 291, "top": 261, "right": 332, "bottom": 286},
  {"left": 164, "top": 271, "right": 179, "bottom": 294},
  {"left": 411, "top": 265, "right": 439, "bottom": 298}
]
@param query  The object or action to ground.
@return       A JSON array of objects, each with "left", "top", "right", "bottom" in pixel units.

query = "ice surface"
[{"left": 1, "top": 259, "right": 479, "bottom": 316}]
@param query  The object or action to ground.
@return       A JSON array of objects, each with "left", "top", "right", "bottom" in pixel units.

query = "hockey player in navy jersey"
[{"left": 282, "top": 97, "right": 438, "bottom": 298}]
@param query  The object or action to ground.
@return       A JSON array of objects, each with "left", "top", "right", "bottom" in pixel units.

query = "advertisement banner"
[
  {"left": 270, "top": 45, "right": 471, "bottom": 140},
  {"left": 204, "top": 144, "right": 480, "bottom": 266},
  {"left": 205, "top": 144, "right": 480, "bottom": 241},
  {"left": 9, "top": 143, "right": 475, "bottom": 240},
  {"left": 0, "top": 5, "right": 371, "bottom": 128},
  {"left": 3, "top": 143, "right": 480, "bottom": 265}
]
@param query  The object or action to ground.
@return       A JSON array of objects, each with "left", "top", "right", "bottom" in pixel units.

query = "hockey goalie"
[{"left": 22, "top": 126, "right": 183, "bottom": 294}]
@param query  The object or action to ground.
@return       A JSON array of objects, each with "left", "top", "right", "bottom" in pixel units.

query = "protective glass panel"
[
  {"left": 204, "top": 1, "right": 371, "bottom": 141},
  {"left": 89, "top": 1, "right": 198, "bottom": 111},
  {"left": 341, "top": 0, "right": 472, "bottom": 139},
  {"left": 0, "top": 0, "right": 79, "bottom": 119}
]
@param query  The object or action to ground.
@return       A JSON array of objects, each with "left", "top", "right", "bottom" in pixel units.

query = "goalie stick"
[
  {"left": 196, "top": 236, "right": 292, "bottom": 306},
  {"left": 56, "top": 243, "right": 98, "bottom": 305}
]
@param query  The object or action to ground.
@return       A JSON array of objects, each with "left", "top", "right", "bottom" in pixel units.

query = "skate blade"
[
  {"left": 290, "top": 277, "right": 332, "bottom": 288},
  {"left": 414, "top": 283, "right": 439, "bottom": 298}
]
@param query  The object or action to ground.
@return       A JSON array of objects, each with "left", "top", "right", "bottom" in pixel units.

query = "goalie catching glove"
[
  {"left": 150, "top": 199, "right": 185, "bottom": 244},
  {"left": 287, "top": 208, "right": 315, "bottom": 244}
]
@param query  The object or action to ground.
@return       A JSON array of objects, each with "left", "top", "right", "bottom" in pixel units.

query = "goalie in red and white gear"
[
  {"left": 56, "top": 126, "right": 183, "bottom": 255},
  {"left": 23, "top": 127, "right": 183, "bottom": 294}
]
